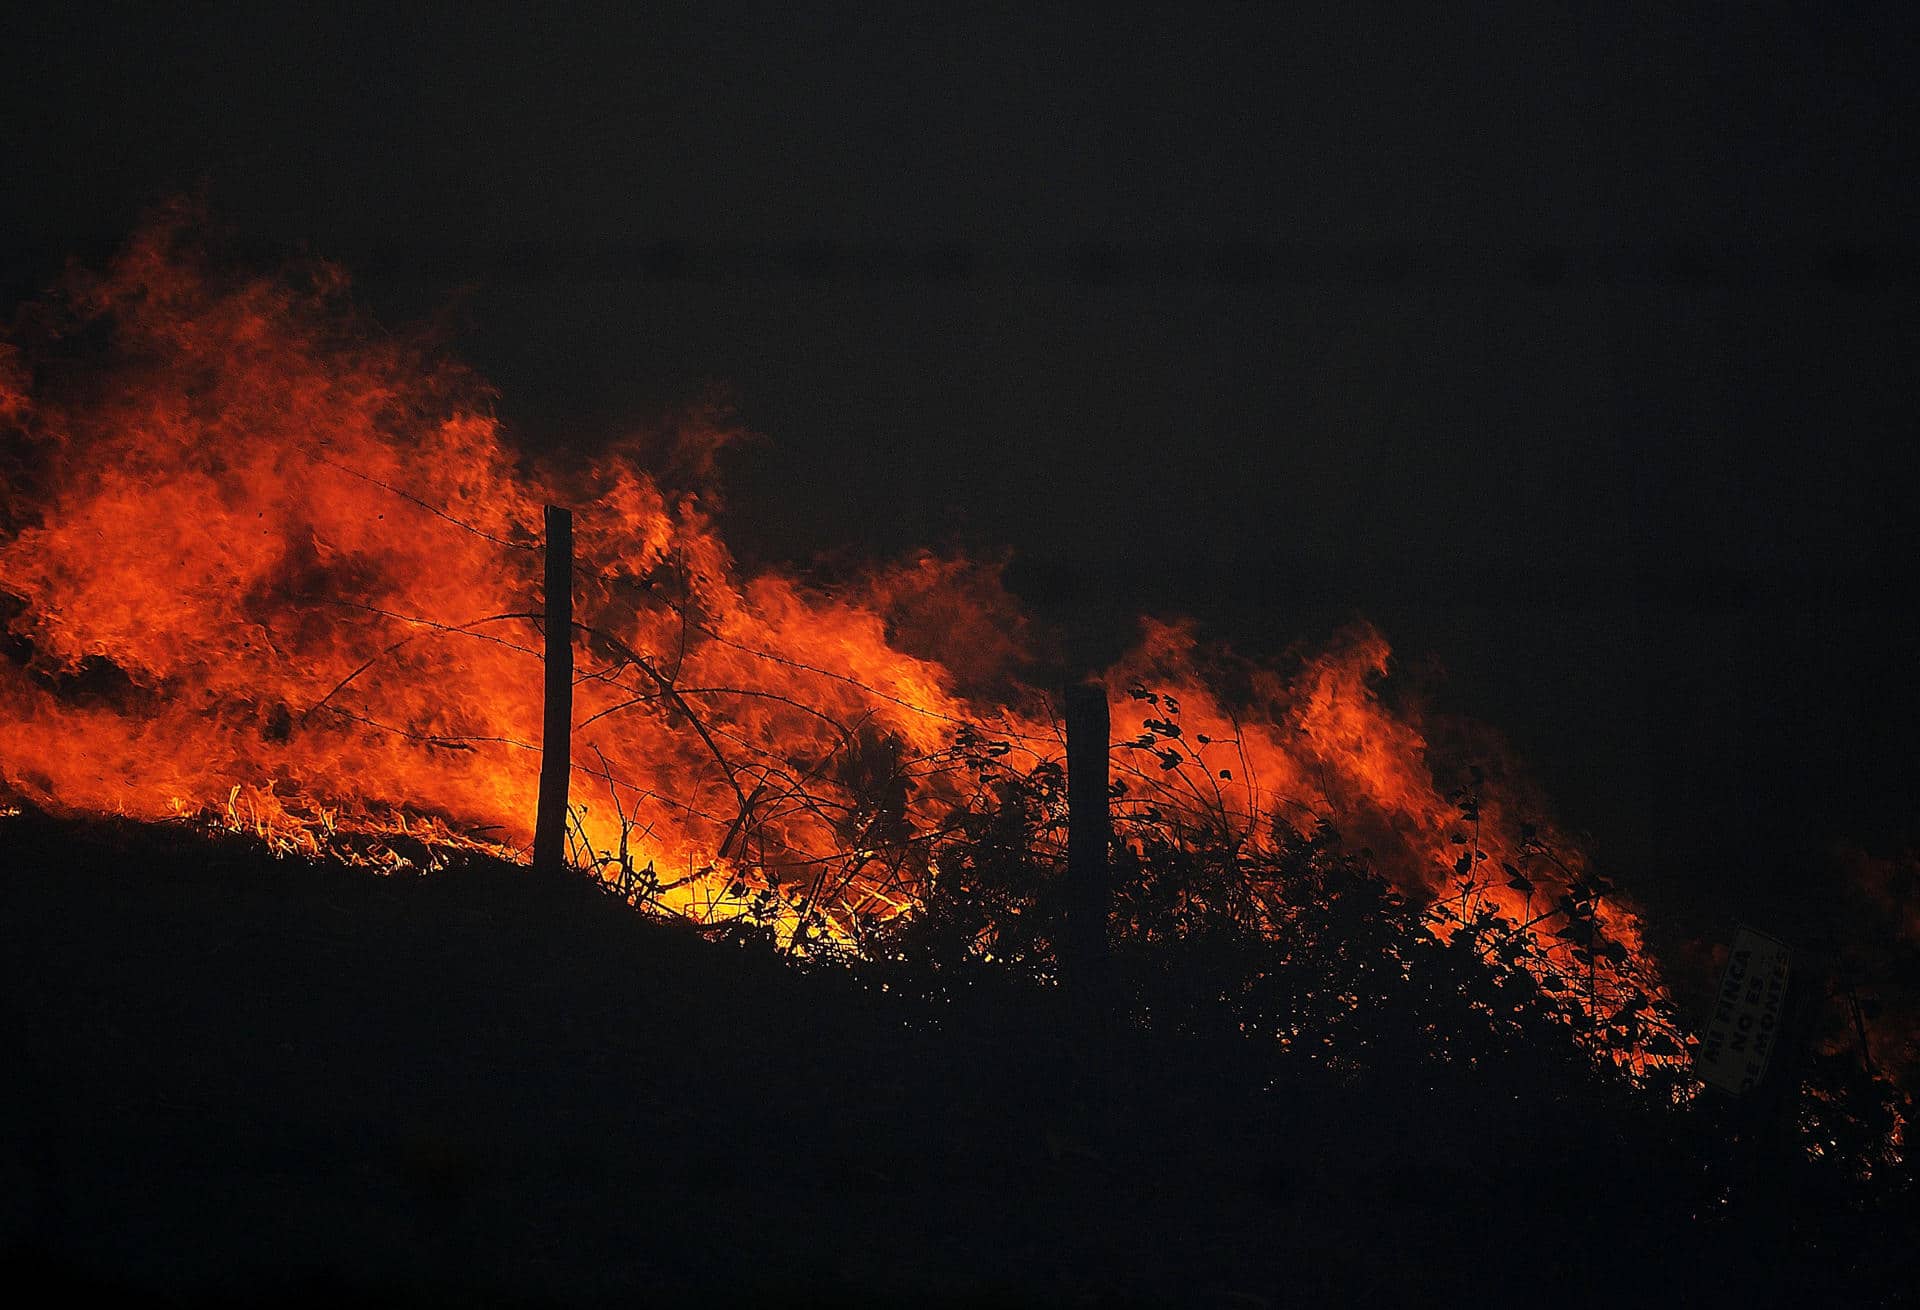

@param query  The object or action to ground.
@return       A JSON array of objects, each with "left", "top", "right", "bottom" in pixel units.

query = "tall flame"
[{"left": 0, "top": 214, "right": 1665, "bottom": 1034}]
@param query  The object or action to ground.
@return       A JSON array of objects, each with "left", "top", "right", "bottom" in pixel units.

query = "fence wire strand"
[{"left": 279, "top": 449, "right": 1088, "bottom": 909}]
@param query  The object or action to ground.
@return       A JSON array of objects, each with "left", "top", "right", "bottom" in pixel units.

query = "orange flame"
[{"left": 0, "top": 214, "right": 1670, "bottom": 1049}]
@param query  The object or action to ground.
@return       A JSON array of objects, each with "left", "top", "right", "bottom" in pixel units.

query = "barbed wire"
[
  {"left": 303, "top": 634, "right": 998, "bottom": 882},
  {"left": 310, "top": 450, "right": 541, "bottom": 553},
  {"left": 300, "top": 605, "right": 542, "bottom": 724},
  {"left": 278, "top": 446, "right": 1205, "bottom": 908},
  {"left": 354, "top": 458, "right": 1061, "bottom": 749},
  {"left": 305, "top": 445, "right": 1065, "bottom": 750}
]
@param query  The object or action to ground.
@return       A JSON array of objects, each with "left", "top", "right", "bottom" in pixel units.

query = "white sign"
[{"left": 1695, "top": 926, "right": 1791, "bottom": 1094}]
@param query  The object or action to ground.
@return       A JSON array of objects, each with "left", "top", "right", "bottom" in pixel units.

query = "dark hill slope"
[{"left": 0, "top": 809, "right": 1869, "bottom": 1305}]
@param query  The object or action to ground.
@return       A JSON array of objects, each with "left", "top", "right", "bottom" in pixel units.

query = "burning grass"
[
  {"left": 0, "top": 212, "right": 1680, "bottom": 1040},
  {"left": 2, "top": 208, "right": 1911, "bottom": 1118}
]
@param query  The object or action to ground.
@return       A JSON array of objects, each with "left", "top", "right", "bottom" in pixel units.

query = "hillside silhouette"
[{"left": 1, "top": 806, "right": 1910, "bottom": 1306}]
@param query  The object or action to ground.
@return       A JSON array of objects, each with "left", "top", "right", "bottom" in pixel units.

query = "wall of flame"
[{"left": 0, "top": 215, "right": 1667, "bottom": 1023}]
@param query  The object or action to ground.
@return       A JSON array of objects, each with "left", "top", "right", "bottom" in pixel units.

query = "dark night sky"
[{"left": 5, "top": 5, "right": 1917, "bottom": 934}]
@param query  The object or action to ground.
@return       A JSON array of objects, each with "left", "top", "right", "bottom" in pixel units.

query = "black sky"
[{"left": 5, "top": 4, "right": 1917, "bottom": 934}]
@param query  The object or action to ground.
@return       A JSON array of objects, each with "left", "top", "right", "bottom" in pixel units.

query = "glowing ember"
[{"left": 0, "top": 212, "right": 1671, "bottom": 1053}]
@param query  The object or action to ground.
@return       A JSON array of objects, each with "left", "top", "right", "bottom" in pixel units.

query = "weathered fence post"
[
  {"left": 532, "top": 505, "right": 573, "bottom": 874},
  {"left": 1065, "top": 681, "right": 1111, "bottom": 991}
]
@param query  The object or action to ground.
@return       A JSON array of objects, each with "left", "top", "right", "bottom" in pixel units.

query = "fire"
[
  {"left": 0, "top": 213, "right": 1670, "bottom": 1049},
  {"left": 0, "top": 214, "right": 1048, "bottom": 928}
]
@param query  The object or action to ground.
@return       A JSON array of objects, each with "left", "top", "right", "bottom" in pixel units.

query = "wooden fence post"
[
  {"left": 1065, "top": 681, "right": 1111, "bottom": 991},
  {"left": 533, "top": 505, "right": 573, "bottom": 874}
]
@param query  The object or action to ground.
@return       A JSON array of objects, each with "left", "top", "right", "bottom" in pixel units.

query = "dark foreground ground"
[{"left": 0, "top": 809, "right": 1908, "bottom": 1306}]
